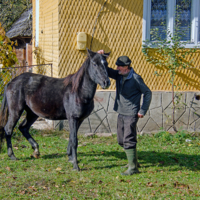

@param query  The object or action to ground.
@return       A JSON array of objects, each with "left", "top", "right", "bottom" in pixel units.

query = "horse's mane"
[{"left": 63, "top": 57, "right": 90, "bottom": 92}]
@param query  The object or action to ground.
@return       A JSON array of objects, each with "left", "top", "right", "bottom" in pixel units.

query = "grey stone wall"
[{"left": 53, "top": 91, "right": 200, "bottom": 133}]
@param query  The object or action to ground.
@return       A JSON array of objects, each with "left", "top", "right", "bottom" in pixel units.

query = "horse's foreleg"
[
  {"left": 19, "top": 109, "right": 39, "bottom": 158},
  {"left": 68, "top": 118, "right": 80, "bottom": 171},
  {"left": 67, "top": 119, "right": 83, "bottom": 164},
  {"left": 67, "top": 141, "right": 73, "bottom": 163}
]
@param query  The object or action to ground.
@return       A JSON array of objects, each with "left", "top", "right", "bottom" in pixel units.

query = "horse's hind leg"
[
  {"left": 4, "top": 110, "right": 23, "bottom": 160},
  {"left": 19, "top": 108, "right": 39, "bottom": 158}
]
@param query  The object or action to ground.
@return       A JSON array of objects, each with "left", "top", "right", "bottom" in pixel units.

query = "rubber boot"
[
  {"left": 121, "top": 148, "right": 140, "bottom": 175},
  {"left": 121, "top": 162, "right": 141, "bottom": 169}
]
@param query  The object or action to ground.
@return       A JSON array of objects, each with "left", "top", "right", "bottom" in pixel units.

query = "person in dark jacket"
[{"left": 98, "top": 50, "right": 152, "bottom": 175}]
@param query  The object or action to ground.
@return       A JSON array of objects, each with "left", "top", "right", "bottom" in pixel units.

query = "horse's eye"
[{"left": 93, "top": 64, "right": 97, "bottom": 67}]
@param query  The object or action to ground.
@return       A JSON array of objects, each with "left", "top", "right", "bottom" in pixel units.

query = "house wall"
[
  {"left": 58, "top": 0, "right": 200, "bottom": 91},
  {"left": 32, "top": 0, "right": 200, "bottom": 133},
  {"left": 32, "top": 0, "right": 59, "bottom": 77},
  {"left": 32, "top": 0, "right": 200, "bottom": 90}
]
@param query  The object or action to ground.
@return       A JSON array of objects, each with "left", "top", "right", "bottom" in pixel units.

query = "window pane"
[
  {"left": 176, "top": 0, "right": 191, "bottom": 41},
  {"left": 150, "top": 0, "right": 167, "bottom": 41}
]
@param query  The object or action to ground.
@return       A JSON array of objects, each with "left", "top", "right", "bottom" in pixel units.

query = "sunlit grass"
[{"left": 0, "top": 128, "right": 199, "bottom": 199}]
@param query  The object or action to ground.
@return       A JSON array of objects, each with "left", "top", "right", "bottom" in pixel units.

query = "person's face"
[{"left": 117, "top": 65, "right": 129, "bottom": 75}]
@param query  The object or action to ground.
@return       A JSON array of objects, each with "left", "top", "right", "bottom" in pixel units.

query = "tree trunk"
[{"left": 172, "top": 82, "right": 178, "bottom": 132}]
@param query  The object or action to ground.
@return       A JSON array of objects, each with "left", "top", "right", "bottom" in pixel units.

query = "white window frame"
[
  {"left": 142, "top": 0, "right": 200, "bottom": 48},
  {"left": 35, "top": 0, "right": 39, "bottom": 47}
]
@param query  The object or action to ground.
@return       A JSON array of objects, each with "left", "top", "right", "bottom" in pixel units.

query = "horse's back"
[
  {"left": 8, "top": 72, "right": 65, "bottom": 94},
  {"left": 6, "top": 73, "right": 67, "bottom": 119}
]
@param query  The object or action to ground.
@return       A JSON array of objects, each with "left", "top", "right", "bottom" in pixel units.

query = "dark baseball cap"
[{"left": 115, "top": 56, "right": 131, "bottom": 66}]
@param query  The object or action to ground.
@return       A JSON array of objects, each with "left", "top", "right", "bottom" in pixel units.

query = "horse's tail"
[{"left": 0, "top": 84, "right": 9, "bottom": 151}]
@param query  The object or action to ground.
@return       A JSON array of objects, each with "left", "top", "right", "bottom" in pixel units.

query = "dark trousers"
[{"left": 117, "top": 114, "right": 138, "bottom": 149}]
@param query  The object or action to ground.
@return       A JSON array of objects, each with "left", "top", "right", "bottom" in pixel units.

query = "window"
[
  {"left": 150, "top": 0, "right": 167, "bottom": 40},
  {"left": 143, "top": 0, "right": 200, "bottom": 48}
]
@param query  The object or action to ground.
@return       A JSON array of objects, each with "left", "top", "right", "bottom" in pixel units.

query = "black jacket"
[{"left": 107, "top": 67, "right": 152, "bottom": 116}]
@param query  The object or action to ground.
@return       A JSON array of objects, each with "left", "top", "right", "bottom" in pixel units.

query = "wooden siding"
[
  {"left": 32, "top": 0, "right": 200, "bottom": 91},
  {"left": 32, "top": 0, "right": 59, "bottom": 77},
  {"left": 58, "top": 0, "right": 200, "bottom": 91}
]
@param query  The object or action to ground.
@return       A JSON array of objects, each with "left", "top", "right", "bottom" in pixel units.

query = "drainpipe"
[{"left": 35, "top": 0, "right": 39, "bottom": 47}]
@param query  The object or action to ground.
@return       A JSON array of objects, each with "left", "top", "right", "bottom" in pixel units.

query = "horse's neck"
[{"left": 80, "top": 69, "right": 97, "bottom": 100}]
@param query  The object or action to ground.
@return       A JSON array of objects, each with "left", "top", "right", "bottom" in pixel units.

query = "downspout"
[{"left": 35, "top": 0, "right": 39, "bottom": 47}]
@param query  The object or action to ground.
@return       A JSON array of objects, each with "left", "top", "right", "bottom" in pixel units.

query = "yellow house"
[
  {"left": 32, "top": 0, "right": 200, "bottom": 132},
  {"left": 32, "top": 0, "right": 200, "bottom": 91}
]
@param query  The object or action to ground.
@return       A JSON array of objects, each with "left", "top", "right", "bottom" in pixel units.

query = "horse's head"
[{"left": 87, "top": 49, "right": 111, "bottom": 89}]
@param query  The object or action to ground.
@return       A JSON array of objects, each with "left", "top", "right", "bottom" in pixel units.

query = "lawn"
[{"left": 0, "top": 128, "right": 199, "bottom": 199}]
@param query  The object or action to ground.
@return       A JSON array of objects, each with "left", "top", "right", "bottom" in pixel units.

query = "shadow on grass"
[
  {"left": 16, "top": 150, "right": 200, "bottom": 171},
  {"left": 78, "top": 150, "right": 200, "bottom": 171},
  {"left": 41, "top": 153, "right": 66, "bottom": 159}
]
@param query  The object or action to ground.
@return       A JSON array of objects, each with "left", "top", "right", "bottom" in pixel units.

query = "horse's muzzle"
[{"left": 101, "top": 79, "right": 111, "bottom": 89}]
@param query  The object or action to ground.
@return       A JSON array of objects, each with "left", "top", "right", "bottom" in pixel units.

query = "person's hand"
[
  {"left": 138, "top": 113, "right": 144, "bottom": 118},
  {"left": 97, "top": 50, "right": 104, "bottom": 54}
]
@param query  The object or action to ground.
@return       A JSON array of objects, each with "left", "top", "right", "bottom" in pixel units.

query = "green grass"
[{"left": 0, "top": 128, "right": 199, "bottom": 199}]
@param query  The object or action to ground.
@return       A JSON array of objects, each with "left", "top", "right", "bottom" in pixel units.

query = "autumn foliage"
[{"left": 0, "top": 23, "right": 18, "bottom": 95}]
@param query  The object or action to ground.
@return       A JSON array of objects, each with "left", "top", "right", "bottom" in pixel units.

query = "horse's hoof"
[
  {"left": 68, "top": 158, "right": 73, "bottom": 163},
  {"left": 10, "top": 155, "right": 18, "bottom": 160},
  {"left": 33, "top": 154, "right": 40, "bottom": 159},
  {"left": 33, "top": 152, "right": 40, "bottom": 159},
  {"left": 72, "top": 167, "right": 80, "bottom": 171}
]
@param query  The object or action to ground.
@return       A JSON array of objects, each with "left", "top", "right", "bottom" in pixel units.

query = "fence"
[
  {"left": 0, "top": 64, "right": 53, "bottom": 78},
  {"left": 0, "top": 64, "right": 53, "bottom": 99}
]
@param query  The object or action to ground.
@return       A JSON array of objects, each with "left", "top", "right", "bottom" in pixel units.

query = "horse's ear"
[
  {"left": 103, "top": 52, "right": 111, "bottom": 58},
  {"left": 87, "top": 48, "right": 96, "bottom": 58}
]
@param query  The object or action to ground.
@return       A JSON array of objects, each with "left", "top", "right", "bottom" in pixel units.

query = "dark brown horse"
[{"left": 0, "top": 49, "right": 110, "bottom": 171}]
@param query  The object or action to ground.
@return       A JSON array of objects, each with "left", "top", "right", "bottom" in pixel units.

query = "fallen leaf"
[
  {"left": 187, "top": 189, "right": 193, "bottom": 194},
  {"left": 56, "top": 167, "right": 62, "bottom": 171},
  {"left": 14, "top": 147, "right": 18, "bottom": 150},
  {"left": 98, "top": 180, "right": 103, "bottom": 184},
  {"left": 17, "top": 190, "right": 27, "bottom": 195},
  {"left": 6, "top": 167, "right": 11, "bottom": 171},
  {"left": 173, "top": 181, "right": 189, "bottom": 189},
  {"left": 147, "top": 182, "right": 153, "bottom": 187},
  {"left": 147, "top": 171, "right": 154, "bottom": 174},
  {"left": 70, "top": 180, "right": 76, "bottom": 183}
]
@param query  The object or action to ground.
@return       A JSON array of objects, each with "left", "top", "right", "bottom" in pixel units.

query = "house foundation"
[{"left": 47, "top": 91, "right": 200, "bottom": 134}]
